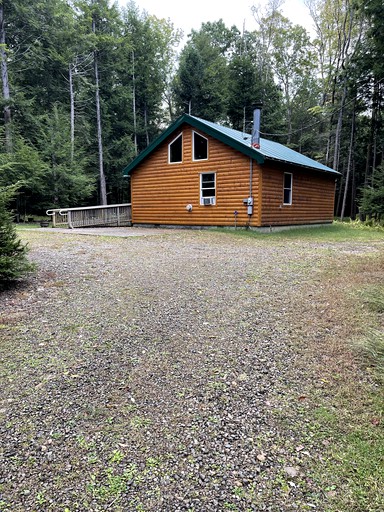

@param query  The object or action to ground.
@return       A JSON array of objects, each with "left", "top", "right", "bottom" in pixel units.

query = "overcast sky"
[{"left": 117, "top": 0, "right": 314, "bottom": 41}]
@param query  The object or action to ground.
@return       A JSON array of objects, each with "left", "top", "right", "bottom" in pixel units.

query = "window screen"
[{"left": 200, "top": 173, "right": 216, "bottom": 205}]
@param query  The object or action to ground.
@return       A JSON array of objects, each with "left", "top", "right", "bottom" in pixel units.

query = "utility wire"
[{"left": 259, "top": 76, "right": 384, "bottom": 138}]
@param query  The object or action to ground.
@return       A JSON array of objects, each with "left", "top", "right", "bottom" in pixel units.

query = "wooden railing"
[{"left": 46, "top": 204, "right": 132, "bottom": 229}]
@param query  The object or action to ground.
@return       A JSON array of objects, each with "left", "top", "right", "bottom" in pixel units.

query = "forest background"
[{"left": 0, "top": 0, "right": 383, "bottom": 220}]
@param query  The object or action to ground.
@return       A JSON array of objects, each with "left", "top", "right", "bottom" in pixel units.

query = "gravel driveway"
[{"left": 0, "top": 229, "right": 381, "bottom": 511}]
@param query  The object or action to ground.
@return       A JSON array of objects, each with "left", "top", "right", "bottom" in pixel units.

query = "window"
[
  {"left": 200, "top": 172, "right": 216, "bottom": 205},
  {"left": 169, "top": 133, "right": 182, "bottom": 163},
  {"left": 193, "top": 131, "right": 208, "bottom": 160},
  {"left": 283, "top": 172, "right": 292, "bottom": 205}
]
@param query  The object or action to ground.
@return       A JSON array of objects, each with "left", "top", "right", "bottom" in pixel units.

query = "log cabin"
[{"left": 123, "top": 112, "right": 339, "bottom": 229}]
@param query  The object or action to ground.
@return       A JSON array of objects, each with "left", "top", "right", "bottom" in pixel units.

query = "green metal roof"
[{"left": 123, "top": 114, "right": 339, "bottom": 176}]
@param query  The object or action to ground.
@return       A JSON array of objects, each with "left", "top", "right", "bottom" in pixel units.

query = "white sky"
[{"left": 117, "top": 0, "right": 314, "bottom": 42}]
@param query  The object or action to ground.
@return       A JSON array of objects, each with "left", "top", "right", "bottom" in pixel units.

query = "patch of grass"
[
  {"left": 360, "top": 286, "right": 384, "bottom": 314},
  {"left": 76, "top": 435, "right": 95, "bottom": 451},
  {"left": 35, "top": 491, "right": 47, "bottom": 506},
  {"left": 214, "top": 220, "right": 384, "bottom": 242},
  {"left": 311, "top": 391, "right": 384, "bottom": 512},
  {"left": 15, "top": 221, "right": 50, "bottom": 230},
  {"left": 281, "top": 248, "right": 384, "bottom": 511},
  {"left": 356, "top": 284, "right": 384, "bottom": 382},
  {"left": 130, "top": 415, "right": 151, "bottom": 429},
  {"left": 145, "top": 456, "right": 161, "bottom": 468},
  {"left": 309, "top": 280, "right": 384, "bottom": 511},
  {"left": 223, "top": 503, "right": 240, "bottom": 511},
  {"left": 357, "top": 328, "right": 384, "bottom": 380},
  {"left": 313, "top": 405, "right": 339, "bottom": 426},
  {"left": 110, "top": 449, "right": 125, "bottom": 464},
  {"left": 233, "top": 485, "right": 246, "bottom": 498},
  {"left": 0, "top": 500, "right": 11, "bottom": 512},
  {"left": 88, "top": 463, "right": 138, "bottom": 505}
]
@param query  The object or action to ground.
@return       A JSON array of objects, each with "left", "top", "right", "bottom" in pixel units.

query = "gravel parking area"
[
  {"left": 0, "top": 229, "right": 381, "bottom": 511},
  {"left": 32, "top": 226, "right": 177, "bottom": 237}
]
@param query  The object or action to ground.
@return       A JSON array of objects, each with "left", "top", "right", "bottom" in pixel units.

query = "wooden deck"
[{"left": 46, "top": 204, "right": 132, "bottom": 229}]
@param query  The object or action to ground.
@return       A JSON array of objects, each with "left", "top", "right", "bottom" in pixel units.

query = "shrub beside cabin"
[{"left": 123, "top": 113, "right": 339, "bottom": 229}]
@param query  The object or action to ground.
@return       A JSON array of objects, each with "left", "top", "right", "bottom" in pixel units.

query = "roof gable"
[{"left": 123, "top": 114, "right": 338, "bottom": 176}]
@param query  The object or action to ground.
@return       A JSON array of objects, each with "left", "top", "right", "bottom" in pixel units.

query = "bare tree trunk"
[
  {"left": 308, "top": 0, "right": 361, "bottom": 174},
  {"left": 341, "top": 104, "right": 356, "bottom": 221},
  {"left": 370, "top": 82, "right": 379, "bottom": 185},
  {"left": 50, "top": 105, "right": 60, "bottom": 205},
  {"left": 132, "top": 51, "right": 138, "bottom": 156},
  {"left": 333, "top": 80, "right": 347, "bottom": 171},
  {"left": 363, "top": 80, "right": 378, "bottom": 188},
  {"left": 52, "top": 142, "right": 59, "bottom": 205},
  {"left": 281, "top": 80, "right": 292, "bottom": 146},
  {"left": 0, "top": 3, "right": 12, "bottom": 152},
  {"left": 69, "top": 63, "right": 75, "bottom": 164},
  {"left": 325, "top": 126, "right": 332, "bottom": 166},
  {"left": 164, "top": 88, "right": 174, "bottom": 121},
  {"left": 350, "top": 158, "right": 356, "bottom": 219},
  {"left": 286, "top": 102, "right": 292, "bottom": 146},
  {"left": 144, "top": 105, "right": 149, "bottom": 147},
  {"left": 336, "top": 161, "right": 345, "bottom": 215},
  {"left": 93, "top": 19, "right": 107, "bottom": 205}
]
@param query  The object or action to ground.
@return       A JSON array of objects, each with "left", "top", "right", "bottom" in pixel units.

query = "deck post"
[{"left": 67, "top": 210, "right": 73, "bottom": 229}]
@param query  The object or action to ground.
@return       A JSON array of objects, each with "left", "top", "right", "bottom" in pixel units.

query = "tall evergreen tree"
[
  {"left": 227, "top": 29, "right": 284, "bottom": 137},
  {"left": 0, "top": 184, "right": 34, "bottom": 287},
  {"left": 173, "top": 20, "right": 234, "bottom": 121}
]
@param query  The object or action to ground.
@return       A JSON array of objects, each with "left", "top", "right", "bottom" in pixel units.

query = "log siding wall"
[
  {"left": 130, "top": 124, "right": 337, "bottom": 228},
  {"left": 260, "top": 164, "right": 336, "bottom": 226},
  {"left": 131, "top": 125, "right": 261, "bottom": 227}
]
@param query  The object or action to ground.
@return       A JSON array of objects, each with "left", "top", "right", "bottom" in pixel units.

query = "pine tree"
[
  {"left": 0, "top": 185, "right": 35, "bottom": 288},
  {"left": 360, "top": 165, "right": 384, "bottom": 222}
]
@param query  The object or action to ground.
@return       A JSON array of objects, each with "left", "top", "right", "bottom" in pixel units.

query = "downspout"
[
  {"left": 249, "top": 158, "right": 253, "bottom": 198},
  {"left": 247, "top": 156, "right": 254, "bottom": 228}
]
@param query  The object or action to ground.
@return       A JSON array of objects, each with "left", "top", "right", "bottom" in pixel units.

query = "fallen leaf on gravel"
[{"left": 284, "top": 466, "right": 299, "bottom": 478}]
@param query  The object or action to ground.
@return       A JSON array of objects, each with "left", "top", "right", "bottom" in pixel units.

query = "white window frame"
[
  {"left": 168, "top": 133, "right": 183, "bottom": 164},
  {"left": 200, "top": 172, "right": 216, "bottom": 205},
  {"left": 192, "top": 131, "right": 208, "bottom": 161},
  {"left": 283, "top": 172, "right": 293, "bottom": 205}
]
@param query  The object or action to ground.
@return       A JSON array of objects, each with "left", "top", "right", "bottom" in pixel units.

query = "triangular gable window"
[
  {"left": 193, "top": 131, "right": 208, "bottom": 161},
  {"left": 169, "top": 133, "right": 182, "bottom": 163}
]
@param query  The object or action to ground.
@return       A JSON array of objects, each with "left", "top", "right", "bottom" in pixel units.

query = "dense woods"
[{"left": 0, "top": 0, "right": 383, "bottom": 220}]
